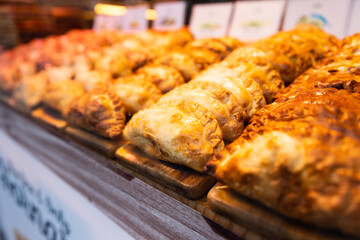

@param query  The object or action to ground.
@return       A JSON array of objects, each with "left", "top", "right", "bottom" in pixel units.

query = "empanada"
[
  {"left": 42, "top": 80, "right": 85, "bottom": 116},
  {"left": 136, "top": 65, "right": 185, "bottom": 93},
  {"left": 158, "top": 81, "right": 246, "bottom": 142},
  {"left": 13, "top": 71, "right": 48, "bottom": 108},
  {"left": 66, "top": 88, "right": 126, "bottom": 139},
  {"left": 113, "top": 74, "right": 162, "bottom": 115},
  {"left": 153, "top": 51, "right": 199, "bottom": 82},
  {"left": 124, "top": 100, "right": 224, "bottom": 172},
  {"left": 206, "top": 88, "right": 360, "bottom": 237},
  {"left": 192, "top": 64, "right": 265, "bottom": 118}
]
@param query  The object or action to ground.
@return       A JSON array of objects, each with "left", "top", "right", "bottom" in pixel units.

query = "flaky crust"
[
  {"left": 206, "top": 88, "right": 360, "bottom": 237},
  {"left": 42, "top": 80, "right": 85, "bottom": 117},
  {"left": 66, "top": 88, "right": 126, "bottom": 139},
  {"left": 136, "top": 65, "right": 185, "bottom": 93},
  {"left": 153, "top": 51, "right": 199, "bottom": 82},
  {"left": 124, "top": 100, "right": 224, "bottom": 172},
  {"left": 113, "top": 74, "right": 162, "bottom": 115},
  {"left": 158, "top": 81, "right": 246, "bottom": 142},
  {"left": 223, "top": 61, "right": 284, "bottom": 103},
  {"left": 192, "top": 64, "right": 265, "bottom": 118},
  {"left": 185, "top": 48, "right": 221, "bottom": 70}
]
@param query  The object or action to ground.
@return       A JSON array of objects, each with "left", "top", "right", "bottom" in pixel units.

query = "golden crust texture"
[
  {"left": 192, "top": 64, "right": 266, "bottom": 118},
  {"left": 113, "top": 74, "right": 162, "bottom": 115},
  {"left": 136, "top": 65, "right": 185, "bottom": 93},
  {"left": 66, "top": 88, "right": 126, "bottom": 139},
  {"left": 42, "top": 80, "right": 85, "bottom": 117},
  {"left": 205, "top": 88, "right": 360, "bottom": 237},
  {"left": 158, "top": 81, "right": 246, "bottom": 142},
  {"left": 153, "top": 51, "right": 199, "bottom": 82},
  {"left": 124, "top": 100, "right": 224, "bottom": 172}
]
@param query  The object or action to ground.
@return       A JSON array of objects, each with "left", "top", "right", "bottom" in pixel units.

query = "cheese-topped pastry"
[
  {"left": 124, "top": 100, "right": 224, "bottom": 172},
  {"left": 136, "top": 65, "right": 185, "bottom": 93},
  {"left": 158, "top": 81, "right": 246, "bottom": 142},
  {"left": 113, "top": 74, "right": 162, "bottom": 115},
  {"left": 42, "top": 80, "right": 85, "bottom": 116},
  {"left": 66, "top": 88, "right": 126, "bottom": 139}
]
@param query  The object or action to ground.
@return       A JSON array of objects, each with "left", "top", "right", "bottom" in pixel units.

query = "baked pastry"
[
  {"left": 185, "top": 48, "right": 222, "bottom": 70},
  {"left": 46, "top": 66, "right": 74, "bottom": 83},
  {"left": 185, "top": 38, "right": 232, "bottom": 59},
  {"left": 94, "top": 50, "right": 132, "bottom": 78},
  {"left": 113, "top": 74, "right": 162, "bottom": 115},
  {"left": 13, "top": 71, "right": 48, "bottom": 108},
  {"left": 224, "top": 46, "right": 284, "bottom": 102},
  {"left": 158, "top": 81, "right": 246, "bottom": 142},
  {"left": 252, "top": 25, "right": 338, "bottom": 84},
  {"left": 75, "top": 70, "right": 111, "bottom": 91},
  {"left": 222, "top": 61, "right": 284, "bottom": 103},
  {"left": 66, "top": 88, "right": 126, "bottom": 139},
  {"left": 136, "top": 65, "right": 185, "bottom": 93},
  {"left": 205, "top": 88, "right": 360, "bottom": 237},
  {"left": 152, "top": 51, "right": 199, "bottom": 82},
  {"left": 124, "top": 100, "right": 224, "bottom": 172},
  {"left": 42, "top": 80, "right": 85, "bottom": 116},
  {"left": 192, "top": 64, "right": 265, "bottom": 118}
]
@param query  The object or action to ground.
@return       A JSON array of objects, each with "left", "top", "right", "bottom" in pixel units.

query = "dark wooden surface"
[
  {"left": 207, "top": 183, "right": 357, "bottom": 240},
  {"left": 0, "top": 102, "right": 263, "bottom": 240},
  {"left": 31, "top": 107, "right": 68, "bottom": 131},
  {"left": 66, "top": 127, "right": 126, "bottom": 159},
  {"left": 116, "top": 143, "right": 217, "bottom": 200}
]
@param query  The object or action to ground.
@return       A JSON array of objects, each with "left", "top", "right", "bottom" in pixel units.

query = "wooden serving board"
[
  {"left": 207, "top": 183, "right": 356, "bottom": 240},
  {"left": 31, "top": 107, "right": 67, "bottom": 131},
  {"left": 115, "top": 143, "right": 217, "bottom": 200},
  {"left": 65, "top": 127, "right": 126, "bottom": 158}
]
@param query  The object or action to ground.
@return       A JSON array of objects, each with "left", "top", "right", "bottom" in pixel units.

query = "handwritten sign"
[
  {"left": 283, "top": 0, "right": 351, "bottom": 38},
  {"left": 229, "top": 0, "right": 285, "bottom": 41},
  {"left": 0, "top": 129, "right": 134, "bottom": 240},
  {"left": 189, "top": 2, "right": 233, "bottom": 39},
  {"left": 153, "top": 1, "right": 186, "bottom": 31}
]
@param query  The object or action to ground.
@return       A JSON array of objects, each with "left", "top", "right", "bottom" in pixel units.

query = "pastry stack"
[
  {"left": 205, "top": 32, "right": 360, "bottom": 237},
  {"left": 124, "top": 25, "right": 338, "bottom": 172}
]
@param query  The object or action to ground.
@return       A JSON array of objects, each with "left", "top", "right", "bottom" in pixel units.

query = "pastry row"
[
  {"left": 205, "top": 32, "right": 360, "bottom": 237},
  {"left": 2, "top": 28, "right": 243, "bottom": 139},
  {"left": 125, "top": 24, "right": 338, "bottom": 172}
]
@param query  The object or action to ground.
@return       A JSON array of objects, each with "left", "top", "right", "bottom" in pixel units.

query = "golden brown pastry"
[
  {"left": 75, "top": 70, "right": 111, "bottom": 91},
  {"left": 185, "top": 48, "right": 221, "bottom": 70},
  {"left": 66, "top": 88, "right": 126, "bottom": 139},
  {"left": 152, "top": 51, "right": 199, "bottom": 82},
  {"left": 222, "top": 61, "right": 284, "bottom": 103},
  {"left": 192, "top": 64, "right": 265, "bottom": 118},
  {"left": 113, "top": 74, "right": 162, "bottom": 115},
  {"left": 13, "top": 71, "right": 48, "bottom": 108},
  {"left": 205, "top": 88, "right": 360, "bottom": 237},
  {"left": 94, "top": 50, "right": 132, "bottom": 78},
  {"left": 42, "top": 80, "right": 85, "bottom": 116},
  {"left": 124, "top": 100, "right": 224, "bottom": 172},
  {"left": 158, "top": 81, "right": 246, "bottom": 142},
  {"left": 136, "top": 65, "right": 185, "bottom": 93},
  {"left": 185, "top": 38, "right": 232, "bottom": 59},
  {"left": 46, "top": 66, "right": 74, "bottom": 83}
]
